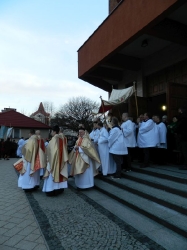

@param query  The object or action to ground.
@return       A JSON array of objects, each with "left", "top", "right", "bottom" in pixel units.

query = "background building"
[
  {"left": 0, "top": 109, "right": 51, "bottom": 141},
  {"left": 30, "top": 102, "right": 50, "bottom": 125}
]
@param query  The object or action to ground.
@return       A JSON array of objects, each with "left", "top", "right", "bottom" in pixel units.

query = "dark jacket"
[{"left": 175, "top": 113, "right": 187, "bottom": 141}]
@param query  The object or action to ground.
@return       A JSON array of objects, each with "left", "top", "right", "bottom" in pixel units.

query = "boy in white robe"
[
  {"left": 108, "top": 117, "right": 128, "bottom": 178},
  {"left": 137, "top": 113, "right": 159, "bottom": 168},
  {"left": 121, "top": 113, "right": 137, "bottom": 172},
  {"left": 90, "top": 120, "right": 100, "bottom": 154},
  {"left": 154, "top": 115, "right": 167, "bottom": 164},
  {"left": 16, "top": 137, "right": 24, "bottom": 157},
  {"left": 97, "top": 122, "right": 116, "bottom": 176}
]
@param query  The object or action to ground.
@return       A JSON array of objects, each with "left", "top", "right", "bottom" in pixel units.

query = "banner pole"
[
  {"left": 99, "top": 96, "right": 107, "bottom": 121},
  {"left": 133, "top": 81, "right": 138, "bottom": 118}
]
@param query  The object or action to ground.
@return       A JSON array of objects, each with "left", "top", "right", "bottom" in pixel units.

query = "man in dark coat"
[
  {"left": 175, "top": 107, "right": 187, "bottom": 170},
  {"left": 4, "top": 138, "right": 11, "bottom": 160}
]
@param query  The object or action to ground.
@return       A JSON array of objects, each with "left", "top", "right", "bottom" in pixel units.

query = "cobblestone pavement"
[
  {"left": 31, "top": 185, "right": 164, "bottom": 250},
  {"left": 0, "top": 159, "right": 165, "bottom": 250}
]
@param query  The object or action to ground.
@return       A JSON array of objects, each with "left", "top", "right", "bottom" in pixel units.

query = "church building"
[
  {"left": 78, "top": 0, "right": 187, "bottom": 120},
  {"left": 30, "top": 102, "right": 50, "bottom": 125}
]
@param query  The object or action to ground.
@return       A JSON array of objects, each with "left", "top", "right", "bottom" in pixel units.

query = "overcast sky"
[{"left": 0, "top": 0, "right": 109, "bottom": 115}]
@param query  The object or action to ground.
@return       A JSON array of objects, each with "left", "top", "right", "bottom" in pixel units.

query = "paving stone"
[
  {"left": 0, "top": 210, "right": 6, "bottom": 215},
  {"left": 4, "top": 210, "right": 20, "bottom": 216},
  {"left": 33, "top": 244, "right": 48, "bottom": 250},
  {"left": 0, "top": 220, "right": 7, "bottom": 227},
  {"left": 24, "top": 233, "right": 40, "bottom": 242},
  {"left": 0, "top": 245, "right": 18, "bottom": 250},
  {"left": 32, "top": 229, "right": 41, "bottom": 235},
  {"left": 4, "top": 234, "right": 25, "bottom": 247},
  {"left": 8, "top": 217, "right": 25, "bottom": 224},
  {"left": 17, "top": 219, "right": 35, "bottom": 229},
  {"left": 18, "top": 225, "right": 37, "bottom": 236},
  {"left": 0, "top": 215, "right": 11, "bottom": 221},
  {"left": 34, "top": 236, "right": 46, "bottom": 244},
  {"left": 0, "top": 227, "right": 9, "bottom": 234},
  {"left": 3, "top": 223, "right": 17, "bottom": 229},
  {"left": 15, "top": 240, "right": 37, "bottom": 250},
  {"left": 0, "top": 235, "right": 10, "bottom": 244},
  {"left": 12, "top": 212, "right": 28, "bottom": 219},
  {"left": 4, "top": 225, "right": 25, "bottom": 237}
]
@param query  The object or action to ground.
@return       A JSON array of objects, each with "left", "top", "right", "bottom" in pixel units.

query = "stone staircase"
[{"left": 69, "top": 164, "right": 187, "bottom": 250}]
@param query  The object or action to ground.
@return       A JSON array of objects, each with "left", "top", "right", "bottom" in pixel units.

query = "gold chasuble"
[
  {"left": 59, "top": 133, "right": 68, "bottom": 147},
  {"left": 43, "top": 134, "right": 68, "bottom": 182},
  {"left": 34, "top": 137, "right": 46, "bottom": 171},
  {"left": 22, "top": 135, "right": 39, "bottom": 175},
  {"left": 69, "top": 135, "right": 100, "bottom": 176}
]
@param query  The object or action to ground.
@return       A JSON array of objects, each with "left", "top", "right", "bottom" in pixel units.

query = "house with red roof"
[{"left": 0, "top": 109, "right": 51, "bottom": 141}]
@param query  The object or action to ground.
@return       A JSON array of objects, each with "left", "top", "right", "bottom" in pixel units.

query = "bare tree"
[
  {"left": 43, "top": 101, "right": 56, "bottom": 117},
  {"left": 19, "top": 109, "right": 31, "bottom": 117},
  {"left": 52, "top": 96, "right": 99, "bottom": 132}
]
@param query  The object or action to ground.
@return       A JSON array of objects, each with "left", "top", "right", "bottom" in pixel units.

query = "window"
[{"left": 13, "top": 128, "right": 20, "bottom": 138}]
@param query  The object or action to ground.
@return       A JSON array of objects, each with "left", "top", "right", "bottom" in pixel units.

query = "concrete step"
[
  {"left": 68, "top": 178, "right": 187, "bottom": 250},
  {"left": 97, "top": 175, "right": 187, "bottom": 215},
  {"left": 131, "top": 163, "right": 187, "bottom": 184},
  {"left": 93, "top": 178, "right": 187, "bottom": 239},
  {"left": 121, "top": 171, "right": 187, "bottom": 198}
]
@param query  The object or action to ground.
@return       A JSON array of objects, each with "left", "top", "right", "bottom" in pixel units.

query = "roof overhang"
[{"left": 78, "top": 0, "right": 187, "bottom": 92}]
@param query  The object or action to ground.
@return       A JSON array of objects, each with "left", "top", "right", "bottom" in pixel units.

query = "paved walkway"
[
  {"left": 0, "top": 158, "right": 165, "bottom": 250},
  {"left": 0, "top": 158, "right": 48, "bottom": 250}
]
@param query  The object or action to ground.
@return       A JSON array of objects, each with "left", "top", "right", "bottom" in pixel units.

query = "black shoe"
[
  {"left": 55, "top": 189, "right": 64, "bottom": 195},
  {"left": 46, "top": 190, "right": 56, "bottom": 196},
  {"left": 23, "top": 188, "right": 35, "bottom": 192}
]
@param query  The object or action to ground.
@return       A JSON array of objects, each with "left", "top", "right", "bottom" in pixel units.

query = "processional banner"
[{"left": 99, "top": 86, "right": 135, "bottom": 113}]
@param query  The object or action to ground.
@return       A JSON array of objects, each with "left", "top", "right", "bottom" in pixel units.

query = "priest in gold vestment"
[
  {"left": 69, "top": 128, "right": 101, "bottom": 189},
  {"left": 35, "top": 130, "right": 46, "bottom": 178},
  {"left": 42, "top": 125, "right": 68, "bottom": 196},
  {"left": 18, "top": 129, "right": 42, "bottom": 191}
]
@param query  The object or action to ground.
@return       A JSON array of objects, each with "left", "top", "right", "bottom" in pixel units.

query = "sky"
[{"left": 0, "top": 0, "right": 109, "bottom": 116}]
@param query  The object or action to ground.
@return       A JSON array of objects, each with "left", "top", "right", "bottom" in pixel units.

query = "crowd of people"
[
  {"left": 0, "top": 138, "right": 17, "bottom": 160},
  {"left": 89, "top": 107, "right": 187, "bottom": 175},
  {"left": 8, "top": 105, "right": 187, "bottom": 196}
]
